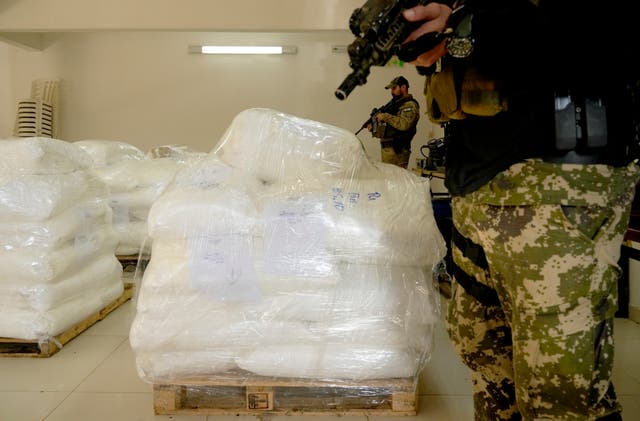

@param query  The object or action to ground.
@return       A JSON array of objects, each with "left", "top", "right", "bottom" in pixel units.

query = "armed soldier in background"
[{"left": 366, "top": 76, "right": 419, "bottom": 169}]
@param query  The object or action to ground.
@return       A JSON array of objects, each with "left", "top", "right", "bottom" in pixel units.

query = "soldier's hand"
[
  {"left": 402, "top": 3, "right": 452, "bottom": 67},
  {"left": 376, "top": 113, "right": 390, "bottom": 122}
]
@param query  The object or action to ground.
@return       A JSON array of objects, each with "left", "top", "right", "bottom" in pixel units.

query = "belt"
[
  {"left": 542, "top": 150, "right": 605, "bottom": 165},
  {"left": 380, "top": 140, "right": 410, "bottom": 151},
  {"left": 451, "top": 225, "right": 500, "bottom": 307}
]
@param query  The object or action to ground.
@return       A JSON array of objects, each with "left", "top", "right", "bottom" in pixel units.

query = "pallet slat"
[
  {"left": 0, "top": 283, "right": 134, "bottom": 358},
  {"left": 116, "top": 254, "right": 150, "bottom": 273},
  {"left": 153, "top": 375, "right": 418, "bottom": 416}
]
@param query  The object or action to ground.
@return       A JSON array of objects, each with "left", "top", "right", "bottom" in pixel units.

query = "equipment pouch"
[
  {"left": 372, "top": 120, "right": 387, "bottom": 138},
  {"left": 425, "top": 64, "right": 466, "bottom": 123},
  {"left": 425, "top": 62, "right": 508, "bottom": 124},
  {"left": 460, "top": 66, "right": 508, "bottom": 116}
]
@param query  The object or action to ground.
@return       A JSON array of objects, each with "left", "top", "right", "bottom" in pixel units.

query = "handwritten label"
[
  {"left": 331, "top": 187, "right": 382, "bottom": 212},
  {"left": 187, "top": 234, "right": 260, "bottom": 302},
  {"left": 263, "top": 196, "right": 332, "bottom": 277}
]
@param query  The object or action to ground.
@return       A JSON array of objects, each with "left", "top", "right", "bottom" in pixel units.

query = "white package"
[
  {"left": 0, "top": 229, "right": 117, "bottom": 283},
  {"left": 0, "top": 254, "right": 123, "bottom": 312},
  {"left": 0, "top": 171, "right": 104, "bottom": 222},
  {"left": 74, "top": 139, "right": 146, "bottom": 166},
  {"left": 130, "top": 108, "right": 445, "bottom": 383},
  {"left": 237, "top": 345, "right": 419, "bottom": 380},
  {"left": 0, "top": 137, "right": 125, "bottom": 343},
  {"left": 0, "top": 199, "right": 112, "bottom": 250},
  {"left": 0, "top": 280, "right": 123, "bottom": 340},
  {"left": 212, "top": 108, "right": 368, "bottom": 183},
  {"left": 0, "top": 137, "right": 91, "bottom": 175}
]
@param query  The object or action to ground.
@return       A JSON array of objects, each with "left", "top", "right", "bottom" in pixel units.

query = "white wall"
[
  {"left": 1, "top": 31, "right": 444, "bottom": 168},
  {"left": 0, "top": 42, "right": 12, "bottom": 137},
  {"left": 0, "top": 0, "right": 362, "bottom": 31}
]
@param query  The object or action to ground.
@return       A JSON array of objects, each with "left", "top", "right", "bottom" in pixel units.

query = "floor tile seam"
[
  {"left": 82, "top": 332, "right": 132, "bottom": 337},
  {"left": 41, "top": 392, "right": 152, "bottom": 421},
  {"left": 41, "top": 389, "right": 74, "bottom": 420},
  {"left": 67, "top": 336, "right": 129, "bottom": 392},
  {"left": 60, "top": 391, "right": 152, "bottom": 395},
  {"left": 41, "top": 337, "right": 132, "bottom": 419},
  {"left": 0, "top": 389, "right": 75, "bottom": 393}
]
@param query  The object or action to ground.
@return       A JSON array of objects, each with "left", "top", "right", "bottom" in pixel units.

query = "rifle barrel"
[{"left": 335, "top": 66, "right": 371, "bottom": 100}]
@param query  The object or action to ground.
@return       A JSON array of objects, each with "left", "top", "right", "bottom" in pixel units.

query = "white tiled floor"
[{"left": 1, "top": 295, "right": 639, "bottom": 421}]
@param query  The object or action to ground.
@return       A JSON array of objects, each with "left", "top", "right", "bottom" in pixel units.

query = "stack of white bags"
[
  {"left": 0, "top": 137, "right": 123, "bottom": 341},
  {"left": 74, "top": 140, "right": 191, "bottom": 256},
  {"left": 130, "top": 108, "right": 447, "bottom": 383}
]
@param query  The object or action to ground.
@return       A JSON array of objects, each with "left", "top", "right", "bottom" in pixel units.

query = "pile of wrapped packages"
[
  {"left": 74, "top": 140, "right": 203, "bottom": 256},
  {"left": 130, "top": 108, "right": 447, "bottom": 383},
  {"left": 0, "top": 137, "right": 124, "bottom": 341}
]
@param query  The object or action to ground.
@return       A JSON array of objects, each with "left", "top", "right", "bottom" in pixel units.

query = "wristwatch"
[{"left": 446, "top": 10, "right": 474, "bottom": 58}]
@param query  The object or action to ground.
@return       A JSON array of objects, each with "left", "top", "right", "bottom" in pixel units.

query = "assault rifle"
[
  {"left": 355, "top": 98, "right": 395, "bottom": 135},
  {"left": 335, "top": 0, "right": 446, "bottom": 101}
]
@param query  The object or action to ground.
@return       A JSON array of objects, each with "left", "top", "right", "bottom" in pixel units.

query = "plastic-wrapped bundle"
[
  {"left": 147, "top": 157, "right": 263, "bottom": 240},
  {"left": 323, "top": 164, "right": 445, "bottom": 266},
  {"left": 0, "top": 137, "right": 123, "bottom": 341},
  {"left": 0, "top": 171, "right": 103, "bottom": 222},
  {"left": 0, "top": 255, "right": 122, "bottom": 311},
  {"left": 0, "top": 279, "right": 123, "bottom": 340},
  {"left": 258, "top": 170, "right": 445, "bottom": 269},
  {"left": 74, "top": 139, "right": 146, "bottom": 167},
  {"left": 0, "top": 137, "right": 90, "bottom": 175},
  {"left": 130, "top": 108, "right": 445, "bottom": 384},
  {"left": 76, "top": 139, "right": 194, "bottom": 255},
  {"left": 212, "top": 108, "right": 368, "bottom": 183},
  {"left": 133, "top": 252, "right": 434, "bottom": 345},
  {"left": 0, "top": 224, "right": 116, "bottom": 283},
  {"left": 0, "top": 198, "right": 111, "bottom": 250},
  {"left": 237, "top": 345, "right": 419, "bottom": 380}
]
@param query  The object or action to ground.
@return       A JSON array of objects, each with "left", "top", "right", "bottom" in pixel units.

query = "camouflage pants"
[
  {"left": 446, "top": 159, "right": 640, "bottom": 421},
  {"left": 381, "top": 145, "right": 410, "bottom": 169}
]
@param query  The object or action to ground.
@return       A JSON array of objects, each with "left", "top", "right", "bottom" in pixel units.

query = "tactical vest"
[
  {"left": 379, "top": 96, "right": 419, "bottom": 150},
  {"left": 427, "top": 2, "right": 636, "bottom": 114}
]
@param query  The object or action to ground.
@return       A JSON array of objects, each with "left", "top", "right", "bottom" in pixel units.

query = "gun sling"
[{"left": 451, "top": 225, "right": 500, "bottom": 306}]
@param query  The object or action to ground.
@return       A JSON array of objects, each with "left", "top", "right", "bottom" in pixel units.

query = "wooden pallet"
[
  {"left": 153, "top": 375, "right": 418, "bottom": 416},
  {"left": 0, "top": 283, "right": 134, "bottom": 358},
  {"left": 116, "top": 254, "right": 150, "bottom": 273}
]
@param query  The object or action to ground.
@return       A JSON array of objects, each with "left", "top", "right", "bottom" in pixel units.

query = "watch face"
[{"left": 447, "top": 37, "right": 474, "bottom": 59}]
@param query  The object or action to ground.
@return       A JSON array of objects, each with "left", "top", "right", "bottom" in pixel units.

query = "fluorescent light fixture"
[{"left": 189, "top": 45, "right": 297, "bottom": 55}]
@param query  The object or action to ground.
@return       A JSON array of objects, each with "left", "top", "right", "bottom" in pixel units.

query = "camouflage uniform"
[
  {"left": 446, "top": 159, "right": 640, "bottom": 420},
  {"left": 377, "top": 96, "right": 419, "bottom": 169},
  {"left": 380, "top": 143, "right": 412, "bottom": 169}
]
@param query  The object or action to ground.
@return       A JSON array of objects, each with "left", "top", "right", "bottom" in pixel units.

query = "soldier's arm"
[{"left": 376, "top": 102, "right": 419, "bottom": 130}]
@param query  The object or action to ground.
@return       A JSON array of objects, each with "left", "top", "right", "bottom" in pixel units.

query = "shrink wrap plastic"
[
  {"left": 0, "top": 137, "right": 123, "bottom": 341},
  {"left": 147, "top": 144, "right": 208, "bottom": 161},
  {"left": 130, "top": 108, "right": 446, "bottom": 384},
  {"left": 0, "top": 137, "right": 90, "bottom": 175},
  {"left": 75, "top": 139, "right": 193, "bottom": 255},
  {"left": 0, "top": 171, "right": 103, "bottom": 222},
  {"left": 74, "top": 139, "right": 147, "bottom": 167},
  {"left": 0, "top": 227, "right": 116, "bottom": 283}
]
